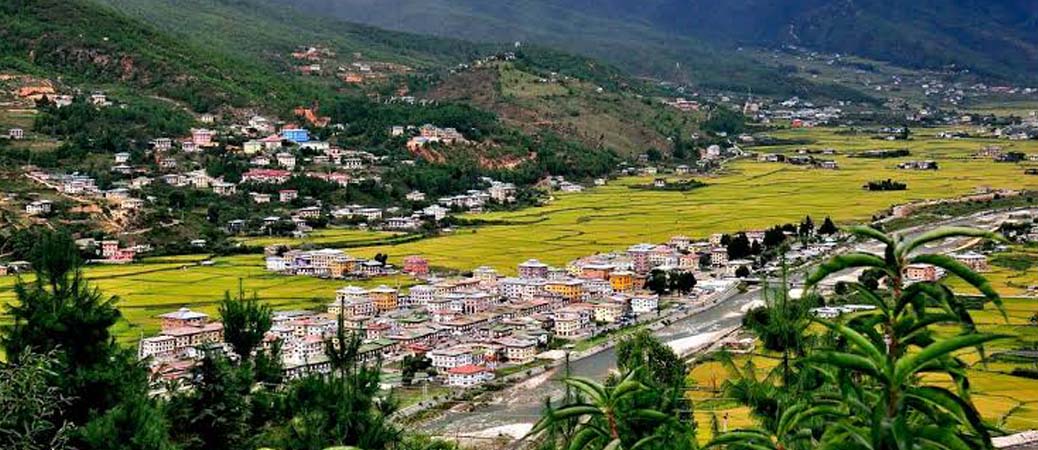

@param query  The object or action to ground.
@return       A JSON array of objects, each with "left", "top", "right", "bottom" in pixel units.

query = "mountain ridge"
[{"left": 276, "top": 0, "right": 1038, "bottom": 84}]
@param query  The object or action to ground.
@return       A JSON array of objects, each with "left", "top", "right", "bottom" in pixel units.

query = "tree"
[
  {"left": 672, "top": 272, "right": 697, "bottom": 295},
  {"left": 818, "top": 216, "right": 838, "bottom": 235},
  {"left": 714, "top": 225, "right": 1008, "bottom": 449},
  {"left": 702, "top": 107, "right": 746, "bottom": 136},
  {"left": 762, "top": 226, "right": 786, "bottom": 249},
  {"left": 750, "top": 240, "right": 763, "bottom": 255},
  {"left": 168, "top": 352, "right": 252, "bottom": 450},
  {"left": 644, "top": 269, "right": 670, "bottom": 296},
  {"left": 734, "top": 265, "right": 750, "bottom": 278},
  {"left": 1, "top": 231, "right": 172, "bottom": 449},
  {"left": 645, "top": 148, "right": 663, "bottom": 162},
  {"left": 530, "top": 368, "right": 670, "bottom": 449},
  {"left": 0, "top": 351, "right": 72, "bottom": 450},
  {"left": 219, "top": 290, "right": 273, "bottom": 362},
  {"left": 726, "top": 233, "right": 751, "bottom": 259},
  {"left": 798, "top": 216, "right": 814, "bottom": 238},
  {"left": 401, "top": 354, "right": 432, "bottom": 386},
  {"left": 616, "top": 331, "right": 685, "bottom": 389}
]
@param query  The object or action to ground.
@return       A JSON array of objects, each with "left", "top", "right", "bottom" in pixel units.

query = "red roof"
[{"left": 448, "top": 364, "right": 488, "bottom": 375}]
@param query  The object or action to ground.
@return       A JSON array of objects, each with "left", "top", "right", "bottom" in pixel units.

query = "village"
[
  {"left": 138, "top": 225, "right": 857, "bottom": 389},
  {"left": 134, "top": 198, "right": 1038, "bottom": 397}
]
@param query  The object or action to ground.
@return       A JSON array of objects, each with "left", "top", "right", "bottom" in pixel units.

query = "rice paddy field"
[
  {"left": 689, "top": 243, "right": 1038, "bottom": 438},
  {"left": 2, "top": 126, "right": 1037, "bottom": 345},
  {"left": 343, "top": 127, "right": 1038, "bottom": 272},
  {"left": 0, "top": 254, "right": 419, "bottom": 346},
  {"left": 689, "top": 292, "right": 1038, "bottom": 438},
  {"left": 232, "top": 227, "right": 406, "bottom": 248}
]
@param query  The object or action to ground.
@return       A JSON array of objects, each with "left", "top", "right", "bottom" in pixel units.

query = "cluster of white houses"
[
  {"left": 141, "top": 232, "right": 768, "bottom": 389},
  {"left": 264, "top": 248, "right": 393, "bottom": 279}
]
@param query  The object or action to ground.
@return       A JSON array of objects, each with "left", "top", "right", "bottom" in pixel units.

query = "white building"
[{"left": 446, "top": 364, "right": 494, "bottom": 388}]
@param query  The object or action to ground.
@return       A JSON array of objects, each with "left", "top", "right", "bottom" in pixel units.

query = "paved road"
[
  {"left": 418, "top": 288, "right": 762, "bottom": 439},
  {"left": 418, "top": 208, "right": 1032, "bottom": 441}
]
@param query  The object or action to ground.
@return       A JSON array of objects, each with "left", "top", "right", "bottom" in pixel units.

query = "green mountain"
[
  {"left": 91, "top": 0, "right": 495, "bottom": 72},
  {"left": 0, "top": 0, "right": 495, "bottom": 114},
  {"left": 1, "top": 0, "right": 311, "bottom": 112},
  {"left": 277, "top": 0, "right": 1038, "bottom": 85}
]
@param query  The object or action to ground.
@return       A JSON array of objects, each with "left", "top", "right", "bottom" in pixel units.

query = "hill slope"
[
  {"left": 92, "top": 0, "right": 494, "bottom": 71},
  {"left": 0, "top": 0, "right": 325, "bottom": 112},
  {"left": 277, "top": 0, "right": 1038, "bottom": 84}
]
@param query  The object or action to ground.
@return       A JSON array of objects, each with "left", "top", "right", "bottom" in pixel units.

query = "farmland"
[
  {"left": 344, "top": 127, "right": 1038, "bottom": 272},
  {"left": 232, "top": 227, "right": 407, "bottom": 248},
  {"left": 0, "top": 254, "right": 419, "bottom": 346},
  {"left": 2, "top": 127, "right": 1036, "bottom": 345},
  {"left": 689, "top": 294, "right": 1038, "bottom": 438}
]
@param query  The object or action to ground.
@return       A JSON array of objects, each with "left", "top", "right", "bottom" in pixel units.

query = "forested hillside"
[
  {"left": 280, "top": 0, "right": 1038, "bottom": 84},
  {"left": 0, "top": 0, "right": 325, "bottom": 112}
]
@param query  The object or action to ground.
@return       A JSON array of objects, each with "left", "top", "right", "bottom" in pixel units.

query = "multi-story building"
[
  {"left": 518, "top": 259, "right": 549, "bottom": 279},
  {"left": 497, "top": 337, "right": 537, "bottom": 364},
  {"left": 626, "top": 243, "right": 655, "bottom": 273},
  {"left": 593, "top": 301, "right": 627, "bottom": 324},
  {"left": 554, "top": 312, "right": 583, "bottom": 338},
  {"left": 580, "top": 263, "right": 614, "bottom": 280},
  {"left": 369, "top": 285, "right": 399, "bottom": 312},
  {"left": 499, "top": 277, "right": 546, "bottom": 301},
  {"left": 545, "top": 279, "right": 585, "bottom": 302},
  {"left": 402, "top": 256, "right": 429, "bottom": 276},
  {"left": 609, "top": 271, "right": 635, "bottom": 293},
  {"left": 904, "top": 264, "right": 940, "bottom": 282},
  {"left": 446, "top": 364, "right": 494, "bottom": 387},
  {"left": 711, "top": 248, "right": 729, "bottom": 267},
  {"left": 630, "top": 292, "right": 660, "bottom": 314},
  {"left": 158, "top": 308, "right": 209, "bottom": 330},
  {"left": 430, "top": 346, "right": 474, "bottom": 371},
  {"left": 953, "top": 252, "right": 988, "bottom": 272},
  {"left": 408, "top": 285, "right": 436, "bottom": 307}
]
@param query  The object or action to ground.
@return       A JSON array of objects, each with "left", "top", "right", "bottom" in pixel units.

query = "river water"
[{"left": 419, "top": 289, "right": 762, "bottom": 438}]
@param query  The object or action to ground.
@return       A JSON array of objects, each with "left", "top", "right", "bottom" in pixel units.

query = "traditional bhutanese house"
[
  {"left": 580, "top": 263, "right": 614, "bottom": 280},
  {"left": 446, "top": 364, "right": 494, "bottom": 387},
  {"left": 369, "top": 285, "right": 400, "bottom": 312},
  {"left": 609, "top": 270, "right": 635, "bottom": 293},
  {"left": 158, "top": 307, "right": 209, "bottom": 330}
]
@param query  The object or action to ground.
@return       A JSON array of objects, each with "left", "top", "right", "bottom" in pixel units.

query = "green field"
[
  {"left": 0, "top": 254, "right": 419, "bottom": 346},
  {"left": 344, "top": 127, "right": 1038, "bottom": 273},
  {"left": 233, "top": 227, "right": 406, "bottom": 248},
  {"left": 946, "top": 245, "right": 1038, "bottom": 298},
  {"left": 2, "top": 127, "right": 1036, "bottom": 345}
]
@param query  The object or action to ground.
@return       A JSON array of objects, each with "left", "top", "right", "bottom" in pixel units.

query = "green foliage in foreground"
[
  {"left": 711, "top": 226, "right": 1008, "bottom": 450},
  {"left": 528, "top": 226, "right": 1010, "bottom": 450},
  {"left": 0, "top": 231, "right": 456, "bottom": 450}
]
